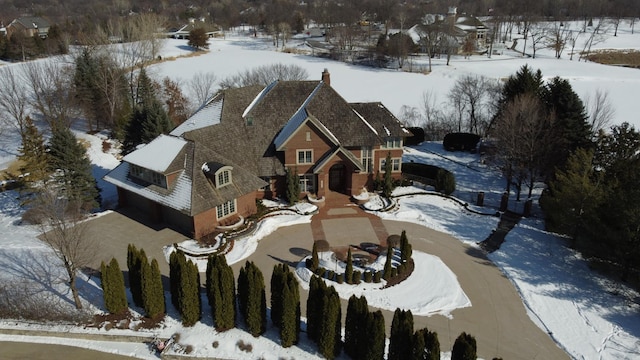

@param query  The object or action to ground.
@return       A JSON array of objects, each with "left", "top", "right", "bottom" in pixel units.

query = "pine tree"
[
  {"left": 206, "top": 255, "right": 236, "bottom": 331},
  {"left": 389, "top": 308, "right": 414, "bottom": 360},
  {"left": 101, "top": 258, "right": 128, "bottom": 314},
  {"left": 127, "top": 244, "right": 144, "bottom": 307},
  {"left": 142, "top": 258, "right": 165, "bottom": 319},
  {"left": 543, "top": 76, "right": 591, "bottom": 154},
  {"left": 48, "top": 126, "right": 100, "bottom": 209},
  {"left": 365, "top": 310, "right": 386, "bottom": 360},
  {"left": 383, "top": 152, "right": 394, "bottom": 198},
  {"left": 383, "top": 245, "right": 394, "bottom": 280},
  {"left": 17, "top": 116, "right": 50, "bottom": 189},
  {"left": 345, "top": 248, "right": 354, "bottom": 284},
  {"left": 451, "top": 332, "right": 477, "bottom": 360}
]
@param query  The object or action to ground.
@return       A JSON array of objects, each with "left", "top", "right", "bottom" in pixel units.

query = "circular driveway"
[{"left": 231, "top": 219, "right": 568, "bottom": 360}]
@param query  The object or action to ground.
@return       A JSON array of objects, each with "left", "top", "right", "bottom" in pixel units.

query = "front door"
[{"left": 329, "top": 163, "right": 345, "bottom": 192}]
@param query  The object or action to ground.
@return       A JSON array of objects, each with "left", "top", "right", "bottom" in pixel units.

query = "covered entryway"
[{"left": 328, "top": 163, "right": 346, "bottom": 192}]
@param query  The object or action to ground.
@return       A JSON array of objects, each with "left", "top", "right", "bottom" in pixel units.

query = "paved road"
[{"left": 0, "top": 341, "right": 139, "bottom": 359}]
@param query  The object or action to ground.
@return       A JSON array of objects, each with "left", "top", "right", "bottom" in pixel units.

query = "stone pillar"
[
  {"left": 524, "top": 198, "right": 533, "bottom": 217},
  {"left": 500, "top": 192, "right": 508, "bottom": 212},
  {"left": 477, "top": 191, "right": 485, "bottom": 207}
]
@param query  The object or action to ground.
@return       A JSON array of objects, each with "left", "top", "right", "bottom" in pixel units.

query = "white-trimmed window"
[
  {"left": 299, "top": 174, "right": 315, "bottom": 193},
  {"left": 214, "top": 166, "right": 233, "bottom": 188},
  {"left": 129, "top": 164, "right": 167, "bottom": 188},
  {"left": 381, "top": 137, "right": 402, "bottom": 149},
  {"left": 361, "top": 147, "right": 373, "bottom": 173},
  {"left": 216, "top": 199, "right": 237, "bottom": 219},
  {"left": 297, "top": 149, "right": 313, "bottom": 164},
  {"left": 379, "top": 158, "right": 401, "bottom": 172}
]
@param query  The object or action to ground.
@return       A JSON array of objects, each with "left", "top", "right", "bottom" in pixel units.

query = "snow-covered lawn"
[{"left": 1, "top": 22, "right": 640, "bottom": 359}]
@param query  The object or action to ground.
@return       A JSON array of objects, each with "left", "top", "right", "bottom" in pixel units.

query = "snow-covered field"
[{"left": 1, "top": 21, "right": 640, "bottom": 359}]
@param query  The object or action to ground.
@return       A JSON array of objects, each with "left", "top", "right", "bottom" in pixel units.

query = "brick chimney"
[{"left": 321, "top": 68, "right": 330, "bottom": 86}]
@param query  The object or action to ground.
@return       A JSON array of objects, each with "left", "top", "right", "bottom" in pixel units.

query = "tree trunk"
[{"left": 66, "top": 263, "right": 83, "bottom": 309}]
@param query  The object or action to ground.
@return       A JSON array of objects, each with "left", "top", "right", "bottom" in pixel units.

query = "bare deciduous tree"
[
  {"left": 0, "top": 66, "right": 30, "bottom": 140},
  {"left": 545, "top": 22, "right": 572, "bottom": 59},
  {"left": 528, "top": 22, "right": 547, "bottom": 59},
  {"left": 586, "top": 89, "right": 615, "bottom": 137},
  {"left": 188, "top": 71, "right": 218, "bottom": 108},
  {"left": 448, "top": 74, "right": 497, "bottom": 135},
  {"left": 23, "top": 59, "right": 80, "bottom": 131},
  {"left": 219, "top": 63, "right": 309, "bottom": 89},
  {"left": 36, "top": 188, "right": 98, "bottom": 310}
]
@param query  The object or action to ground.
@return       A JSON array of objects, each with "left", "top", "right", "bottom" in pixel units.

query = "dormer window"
[
  {"left": 217, "top": 168, "right": 232, "bottom": 187},
  {"left": 381, "top": 137, "right": 402, "bottom": 149},
  {"left": 203, "top": 162, "right": 233, "bottom": 189},
  {"left": 129, "top": 164, "right": 167, "bottom": 188}
]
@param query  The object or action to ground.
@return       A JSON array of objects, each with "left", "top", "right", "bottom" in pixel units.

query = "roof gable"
[
  {"left": 171, "top": 93, "right": 224, "bottom": 136},
  {"left": 313, "top": 146, "right": 364, "bottom": 174}
]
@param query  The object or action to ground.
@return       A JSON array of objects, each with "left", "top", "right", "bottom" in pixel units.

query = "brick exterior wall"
[{"left": 192, "top": 191, "right": 258, "bottom": 239}]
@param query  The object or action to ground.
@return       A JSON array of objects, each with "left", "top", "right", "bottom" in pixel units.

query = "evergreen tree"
[
  {"left": 383, "top": 245, "right": 394, "bottom": 280},
  {"left": 17, "top": 116, "right": 50, "bottom": 189},
  {"left": 318, "top": 286, "right": 342, "bottom": 359},
  {"left": 179, "top": 256, "right": 201, "bottom": 326},
  {"left": 169, "top": 251, "right": 181, "bottom": 311},
  {"left": 345, "top": 248, "right": 354, "bottom": 284},
  {"left": 400, "top": 230, "right": 412, "bottom": 263},
  {"left": 389, "top": 308, "right": 414, "bottom": 360},
  {"left": 142, "top": 258, "right": 165, "bottom": 319},
  {"left": 543, "top": 77, "right": 591, "bottom": 152},
  {"left": 48, "top": 126, "right": 100, "bottom": 209},
  {"left": 127, "top": 244, "right": 144, "bottom": 307},
  {"left": 451, "top": 332, "right": 477, "bottom": 360},
  {"left": 499, "top": 65, "right": 544, "bottom": 106},
  {"left": 286, "top": 167, "right": 300, "bottom": 205},
  {"left": 310, "top": 241, "right": 319, "bottom": 271},
  {"left": 270, "top": 264, "right": 285, "bottom": 328},
  {"left": 101, "top": 258, "right": 128, "bottom": 314},
  {"left": 413, "top": 328, "right": 440, "bottom": 360},
  {"left": 383, "top": 152, "right": 394, "bottom": 198},
  {"left": 123, "top": 69, "right": 172, "bottom": 154},
  {"left": 280, "top": 271, "right": 300, "bottom": 347},
  {"left": 435, "top": 169, "right": 456, "bottom": 195},
  {"left": 345, "top": 295, "right": 368, "bottom": 358},
  {"left": 306, "top": 275, "right": 324, "bottom": 342},
  {"left": 239, "top": 261, "right": 266, "bottom": 337},
  {"left": 365, "top": 310, "right": 386, "bottom": 360},
  {"left": 206, "top": 255, "right": 236, "bottom": 331}
]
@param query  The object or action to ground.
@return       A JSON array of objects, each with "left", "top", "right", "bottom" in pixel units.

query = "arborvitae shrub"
[
  {"left": 345, "top": 248, "right": 353, "bottom": 284},
  {"left": 207, "top": 255, "right": 236, "bottom": 332},
  {"left": 345, "top": 295, "right": 368, "bottom": 358},
  {"left": 101, "top": 258, "right": 128, "bottom": 315},
  {"left": 306, "top": 276, "right": 324, "bottom": 342},
  {"left": 366, "top": 310, "right": 386, "bottom": 360},
  {"left": 179, "top": 256, "right": 201, "bottom": 326},
  {"left": 142, "top": 258, "right": 165, "bottom": 319},
  {"left": 327, "top": 270, "right": 335, "bottom": 281},
  {"left": 280, "top": 272, "right": 300, "bottom": 348},
  {"left": 383, "top": 246, "right": 393, "bottom": 280},
  {"left": 435, "top": 169, "right": 456, "bottom": 195},
  {"left": 318, "top": 286, "right": 342, "bottom": 359},
  {"left": 352, "top": 270, "right": 362, "bottom": 284},
  {"left": 127, "top": 244, "right": 143, "bottom": 307},
  {"left": 310, "top": 242, "right": 319, "bottom": 271},
  {"left": 169, "top": 251, "right": 181, "bottom": 311},
  {"left": 364, "top": 271, "right": 373, "bottom": 283},
  {"left": 452, "top": 332, "right": 477, "bottom": 360},
  {"left": 241, "top": 262, "right": 266, "bottom": 337},
  {"left": 270, "top": 264, "right": 285, "bottom": 328},
  {"left": 389, "top": 308, "right": 414, "bottom": 360},
  {"left": 373, "top": 271, "right": 382, "bottom": 283},
  {"left": 315, "top": 267, "right": 325, "bottom": 277},
  {"left": 336, "top": 273, "right": 344, "bottom": 284},
  {"left": 391, "top": 267, "right": 398, "bottom": 278},
  {"left": 400, "top": 230, "right": 412, "bottom": 263}
]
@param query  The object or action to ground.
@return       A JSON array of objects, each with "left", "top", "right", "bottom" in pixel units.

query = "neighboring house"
[
  {"left": 104, "top": 70, "right": 412, "bottom": 239},
  {"left": 6, "top": 16, "right": 50, "bottom": 38},
  {"left": 408, "top": 7, "right": 488, "bottom": 54}
]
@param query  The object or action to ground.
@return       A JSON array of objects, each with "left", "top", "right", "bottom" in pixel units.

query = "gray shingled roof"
[{"left": 106, "top": 79, "right": 409, "bottom": 216}]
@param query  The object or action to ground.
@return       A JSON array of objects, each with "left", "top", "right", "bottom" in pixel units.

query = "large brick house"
[{"left": 105, "top": 70, "right": 411, "bottom": 239}]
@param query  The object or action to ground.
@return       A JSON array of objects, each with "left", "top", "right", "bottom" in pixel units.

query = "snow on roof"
[
  {"left": 352, "top": 108, "right": 378, "bottom": 135},
  {"left": 383, "top": 125, "right": 391, "bottom": 136},
  {"left": 123, "top": 135, "right": 187, "bottom": 173},
  {"left": 104, "top": 162, "right": 191, "bottom": 212},
  {"left": 242, "top": 80, "right": 278, "bottom": 118},
  {"left": 274, "top": 82, "right": 328, "bottom": 149},
  {"left": 171, "top": 95, "right": 223, "bottom": 136}
]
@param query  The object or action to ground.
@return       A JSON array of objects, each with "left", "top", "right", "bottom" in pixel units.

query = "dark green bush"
[
  {"left": 364, "top": 271, "right": 373, "bottom": 283},
  {"left": 443, "top": 132, "right": 480, "bottom": 152},
  {"left": 435, "top": 169, "right": 456, "bottom": 195}
]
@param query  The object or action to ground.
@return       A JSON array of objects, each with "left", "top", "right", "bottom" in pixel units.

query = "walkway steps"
[{"left": 479, "top": 210, "right": 521, "bottom": 253}]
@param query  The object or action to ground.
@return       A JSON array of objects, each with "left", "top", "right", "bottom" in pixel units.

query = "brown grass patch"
[
  {"left": 0, "top": 159, "right": 24, "bottom": 180},
  {"left": 585, "top": 49, "right": 640, "bottom": 68}
]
